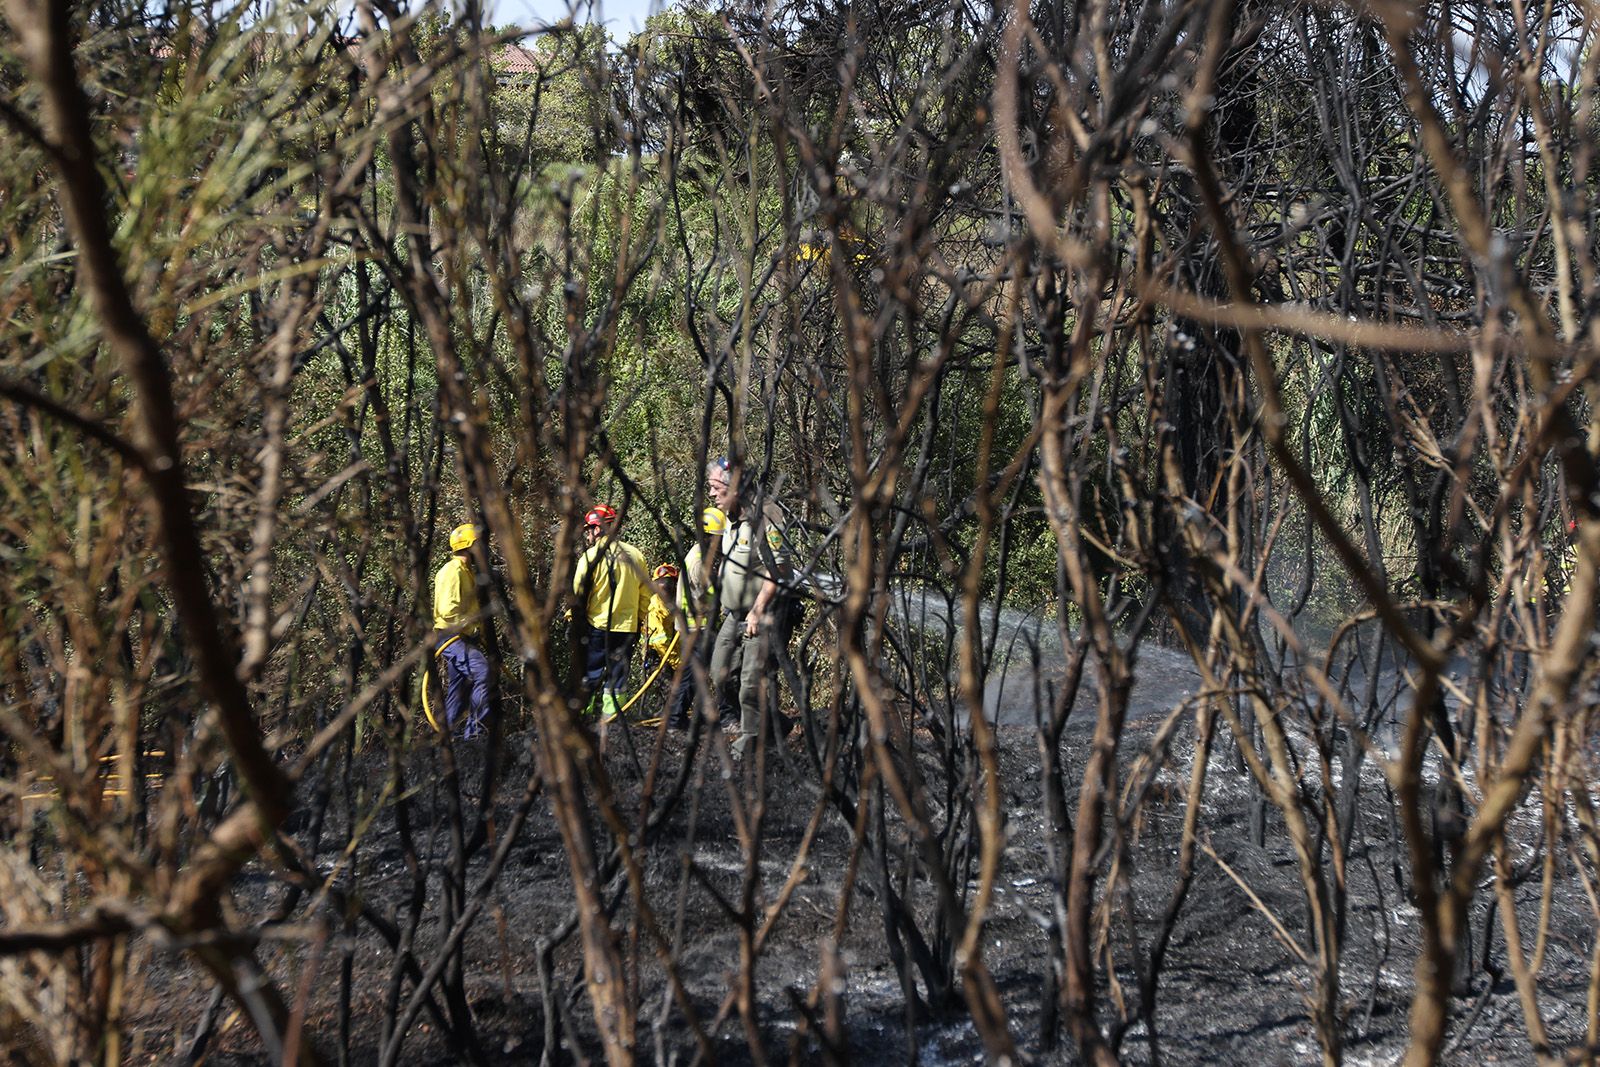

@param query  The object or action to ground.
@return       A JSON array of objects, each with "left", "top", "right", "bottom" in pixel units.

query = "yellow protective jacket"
[
  {"left": 679, "top": 542, "right": 716, "bottom": 630},
  {"left": 433, "top": 555, "right": 481, "bottom": 636},
  {"left": 644, "top": 593, "right": 680, "bottom": 668},
  {"left": 573, "top": 540, "right": 650, "bottom": 633}
]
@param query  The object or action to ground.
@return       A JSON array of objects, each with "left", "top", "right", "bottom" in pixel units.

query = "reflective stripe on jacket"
[
  {"left": 679, "top": 543, "right": 716, "bottom": 629},
  {"left": 644, "top": 593, "right": 680, "bottom": 668}
]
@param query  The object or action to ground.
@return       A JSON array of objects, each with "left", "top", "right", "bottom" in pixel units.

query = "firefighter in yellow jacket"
[
  {"left": 572, "top": 504, "right": 651, "bottom": 724},
  {"left": 434, "top": 523, "right": 490, "bottom": 739},
  {"left": 643, "top": 563, "right": 689, "bottom": 725},
  {"left": 671, "top": 505, "right": 726, "bottom": 729}
]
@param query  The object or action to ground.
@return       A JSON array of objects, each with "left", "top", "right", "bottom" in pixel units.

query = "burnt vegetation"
[{"left": 2, "top": 0, "right": 1600, "bottom": 1063}]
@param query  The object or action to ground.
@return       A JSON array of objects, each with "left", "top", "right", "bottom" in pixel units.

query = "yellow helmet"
[
  {"left": 701, "top": 507, "right": 727, "bottom": 535},
  {"left": 449, "top": 523, "right": 478, "bottom": 552}
]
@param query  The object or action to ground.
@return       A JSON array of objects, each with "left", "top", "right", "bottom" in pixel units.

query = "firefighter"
[
  {"left": 644, "top": 563, "right": 688, "bottom": 725},
  {"left": 572, "top": 504, "right": 651, "bottom": 731},
  {"left": 672, "top": 506, "right": 728, "bottom": 730},
  {"left": 433, "top": 523, "right": 491, "bottom": 739}
]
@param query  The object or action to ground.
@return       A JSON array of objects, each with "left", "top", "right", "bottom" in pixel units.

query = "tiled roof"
[{"left": 493, "top": 44, "right": 541, "bottom": 74}]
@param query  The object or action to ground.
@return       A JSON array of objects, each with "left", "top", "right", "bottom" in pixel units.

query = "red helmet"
[
  {"left": 653, "top": 563, "right": 679, "bottom": 580},
  {"left": 584, "top": 504, "right": 617, "bottom": 529}
]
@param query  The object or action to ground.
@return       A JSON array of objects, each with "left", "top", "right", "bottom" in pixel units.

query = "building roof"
[{"left": 494, "top": 44, "right": 541, "bottom": 74}]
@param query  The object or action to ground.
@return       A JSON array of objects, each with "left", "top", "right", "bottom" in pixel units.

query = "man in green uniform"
[{"left": 705, "top": 457, "right": 791, "bottom": 758}]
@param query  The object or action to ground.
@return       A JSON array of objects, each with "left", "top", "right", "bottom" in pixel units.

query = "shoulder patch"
[{"left": 766, "top": 527, "right": 784, "bottom": 550}]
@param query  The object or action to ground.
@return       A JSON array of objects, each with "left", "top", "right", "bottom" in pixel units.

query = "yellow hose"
[
  {"left": 421, "top": 635, "right": 461, "bottom": 733},
  {"left": 421, "top": 660, "right": 442, "bottom": 733},
  {"left": 616, "top": 631, "right": 681, "bottom": 718},
  {"left": 424, "top": 630, "right": 681, "bottom": 733}
]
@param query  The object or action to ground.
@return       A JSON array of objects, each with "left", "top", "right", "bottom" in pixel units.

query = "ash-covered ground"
[{"left": 120, "top": 677, "right": 1593, "bottom": 1065}]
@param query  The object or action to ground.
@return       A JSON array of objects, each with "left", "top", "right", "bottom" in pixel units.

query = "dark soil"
[{"left": 120, "top": 704, "right": 1591, "bottom": 1066}]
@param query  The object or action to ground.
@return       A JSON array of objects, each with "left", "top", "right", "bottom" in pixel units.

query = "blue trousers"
[
  {"left": 439, "top": 636, "right": 490, "bottom": 737},
  {"left": 583, "top": 629, "right": 637, "bottom": 696}
]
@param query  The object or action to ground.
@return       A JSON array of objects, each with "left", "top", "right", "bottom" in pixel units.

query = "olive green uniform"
[{"left": 709, "top": 509, "right": 789, "bottom": 756}]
